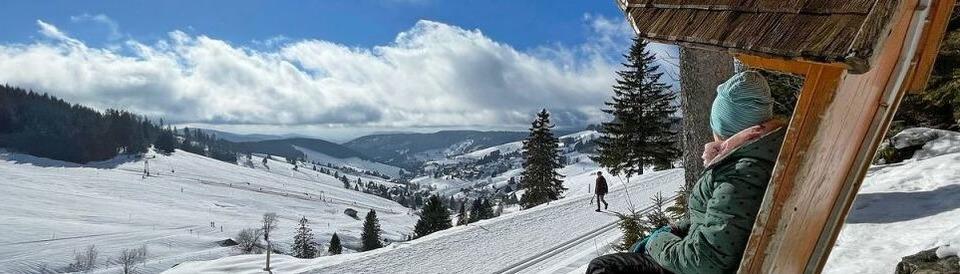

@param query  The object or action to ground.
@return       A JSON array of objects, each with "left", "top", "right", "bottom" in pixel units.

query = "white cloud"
[
  {"left": 70, "top": 13, "right": 123, "bottom": 40},
  {"left": 0, "top": 16, "right": 668, "bottom": 131}
]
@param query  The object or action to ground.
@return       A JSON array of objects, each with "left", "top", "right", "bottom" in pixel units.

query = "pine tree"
[
  {"left": 665, "top": 184, "right": 689, "bottom": 221},
  {"left": 613, "top": 210, "right": 646, "bottom": 252},
  {"left": 613, "top": 192, "right": 672, "bottom": 251},
  {"left": 413, "top": 195, "right": 453, "bottom": 238},
  {"left": 470, "top": 198, "right": 494, "bottom": 221},
  {"left": 593, "top": 37, "right": 679, "bottom": 179},
  {"left": 456, "top": 201, "right": 468, "bottom": 226},
  {"left": 519, "top": 109, "right": 566, "bottom": 209},
  {"left": 154, "top": 128, "right": 177, "bottom": 154},
  {"left": 361, "top": 210, "right": 383, "bottom": 251},
  {"left": 291, "top": 216, "right": 317, "bottom": 258},
  {"left": 328, "top": 233, "right": 342, "bottom": 255}
]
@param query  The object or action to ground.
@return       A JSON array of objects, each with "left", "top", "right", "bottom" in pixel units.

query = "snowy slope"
[
  {"left": 0, "top": 149, "right": 416, "bottom": 274},
  {"left": 165, "top": 168, "right": 684, "bottom": 274},
  {"left": 823, "top": 130, "right": 960, "bottom": 273},
  {"left": 294, "top": 146, "right": 404, "bottom": 178}
]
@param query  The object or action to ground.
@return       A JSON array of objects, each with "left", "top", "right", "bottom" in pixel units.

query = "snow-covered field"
[
  {"left": 0, "top": 149, "right": 416, "bottom": 274},
  {"left": 166, "top": 168, "right": 684, "bottom": 274},
  {"left": 3, "top": 127, "right": 957, "bottom": 274},
  {"left": 824, "top": 129, "right": 960, "bottom": 273}
]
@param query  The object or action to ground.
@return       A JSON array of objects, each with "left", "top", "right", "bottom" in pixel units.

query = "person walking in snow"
[
  {"left": 595, "top": 171, "right": 609, "bottom": 212},
  {"left": 587, "top": 71, "right": 786, "bottom": 274}
]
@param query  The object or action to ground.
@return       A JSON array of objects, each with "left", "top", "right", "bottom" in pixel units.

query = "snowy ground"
[
  {"left": 166, "top": 168, "right": 684, "bottom": 273},
  {"left": 0, "top": 149, "right": 415, "bottom": 274},
  {"left": 823, "top": 129, "right": 960, "bottom": 273}
]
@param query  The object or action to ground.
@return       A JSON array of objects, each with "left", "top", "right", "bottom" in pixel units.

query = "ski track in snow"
[{"left": 167, "top": 169, "right": 683, "bottom": 274}]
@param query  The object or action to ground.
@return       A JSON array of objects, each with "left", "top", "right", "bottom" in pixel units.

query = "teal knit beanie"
[{"left": 710, "top": 71, "right": 774, "bottom": 138}]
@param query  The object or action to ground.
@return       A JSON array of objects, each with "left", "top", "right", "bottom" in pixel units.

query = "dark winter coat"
[
  {"left": 595, "top": 176, "right": 609, "bottom": 195},
  {"left": 645, "top": 127, "right": 785, "bottom": 274}
]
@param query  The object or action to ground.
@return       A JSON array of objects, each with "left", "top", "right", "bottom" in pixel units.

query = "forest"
[{"left": 0, "top": 85, "right": 236, "bottom": 163}]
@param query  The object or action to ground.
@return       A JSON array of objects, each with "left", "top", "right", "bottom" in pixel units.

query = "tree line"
[{"left": 0, "top": 84, "right": 239, "bottom": 163}]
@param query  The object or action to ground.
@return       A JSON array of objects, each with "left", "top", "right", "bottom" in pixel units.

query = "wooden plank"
[
  {"left": 738, "top": 0, "right": 929, "bottom": 272},
  {"left": 734, "top": 54, "right": 844, "bottom": 76},
  {"left": 906, "top": 0, "right": 956, "bottom": 93},
  {"left": 737, "top": 63, "right": 844, "bottom": 274}
]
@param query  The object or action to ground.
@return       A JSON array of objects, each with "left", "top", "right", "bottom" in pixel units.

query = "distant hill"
[
  {"left": 192, "top": 128, "right": 289, "bottom": 143},
  {"left": 234, "top": 137, "right": 367, "bottom": 162},
  {"left": 343, "top": 130, "right": 531, "bottom": 169}
]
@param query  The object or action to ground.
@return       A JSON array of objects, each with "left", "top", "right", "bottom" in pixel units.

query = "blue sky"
[
  {"left": 0, "top": 1, "right": 626, "bottom": 52},
  {"left": 0, "top": 1, "right": 676, "bottom": 141}
]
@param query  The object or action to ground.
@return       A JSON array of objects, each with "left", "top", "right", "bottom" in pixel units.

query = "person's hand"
[
  {"left": 630, "top": 226, "right": 672, "bottom": 253},
  {"left": 702, "top": 141, "right": 723, "bottom": 165}
]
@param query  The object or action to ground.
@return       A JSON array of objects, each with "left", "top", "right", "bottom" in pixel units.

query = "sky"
[{"left": 0, "top": 0, "right": 677, "bottom": 142}]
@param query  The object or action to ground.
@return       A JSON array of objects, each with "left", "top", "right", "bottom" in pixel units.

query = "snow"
[
  {"left": 823, "top": 134, "right": 960, "bottom": 273},
  {"left": 294, "top": 145, "right": 404, "bottom": 178},
  {"left": 165, "top": 167, "right": 684, "bottom": 273},
  {"left": 890, "top": 127, "right": 960, "bottom": 160},
  {"left": 0, "top": 149, "right": 416, "bottom": 274}
]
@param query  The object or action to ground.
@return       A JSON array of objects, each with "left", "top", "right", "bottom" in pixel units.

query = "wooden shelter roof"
[{"left": 617, "top": 0, "right": 902, "bottom": 73}]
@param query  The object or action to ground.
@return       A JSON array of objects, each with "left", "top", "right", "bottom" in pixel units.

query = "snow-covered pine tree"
[
  {"left": 593, "top": 37, "right": 679, "bottom": 179},
  {"left": 413, "top": 195, "right": 453, "bottom": 238},
  {"left": 291, "top": 216, "right": 317, "bottom": 258},
  {"left": 328, "top": 233, "right": 342, "bottom": 255},
  {"left": 519, "top": 109, "right": 566, "bottom": 209},
  {"left": 456, "top": 201, "right": 468, "bottom": 226},
  {"left": 361, "top": 210, "right": 383, "bottom": 251}
]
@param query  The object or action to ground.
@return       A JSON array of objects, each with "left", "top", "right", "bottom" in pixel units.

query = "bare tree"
[
  {"left": 235, "top": 228, "right": 264, "bottom": 254},
  {"left": 262, "top": 213, "right": 279, "bottom": 271},
  {"left": 679, "top": 48, "right": 734, "bottom": 196},
  {"left": 117, "top": 245, "right": 148, "bottom": 274},
  {"left": 68, "top": 244, "right": 99, "bottom": 272}
]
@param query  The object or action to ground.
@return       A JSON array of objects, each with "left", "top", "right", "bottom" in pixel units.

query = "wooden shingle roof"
[{"left": 617, "top": 0, "right": 902, "bottom": 73}]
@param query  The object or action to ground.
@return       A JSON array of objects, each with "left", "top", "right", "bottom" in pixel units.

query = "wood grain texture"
[
  {"left": 906, "top": 0, "right": 956, "bottom": 93},
  {"left": 618, "top": 0, "right": 903, "bottom": 73}
]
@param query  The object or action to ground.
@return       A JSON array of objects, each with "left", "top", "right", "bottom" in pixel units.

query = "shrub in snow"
[
  {"left": 117, "top": 245, "right": 148, "bottom": 274},
  {"left": 68, "top": 244, "right": 98, "bottom": 272},
  {"left": 235, "top": 228, "right": 264, "bottom": 254}
]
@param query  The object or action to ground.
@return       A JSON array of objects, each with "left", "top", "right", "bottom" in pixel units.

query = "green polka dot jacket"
[{"left": 646, "top": 127, "right": 786, "bottom": 274}]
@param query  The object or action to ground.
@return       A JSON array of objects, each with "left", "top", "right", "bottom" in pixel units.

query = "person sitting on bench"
[{"left": 586, "top": 71, "right": 786, "bottom": 274}]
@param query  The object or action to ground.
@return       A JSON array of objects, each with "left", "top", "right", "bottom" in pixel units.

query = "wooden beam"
[
  {"left": 735, "top": 54, "right": 821, "bottom": 76},
  {"left": 737, "top": 62, "right": 844, "bottom": 274},
  {"left": 906, "top": 0, "right": 956, "bottom": 93}
]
